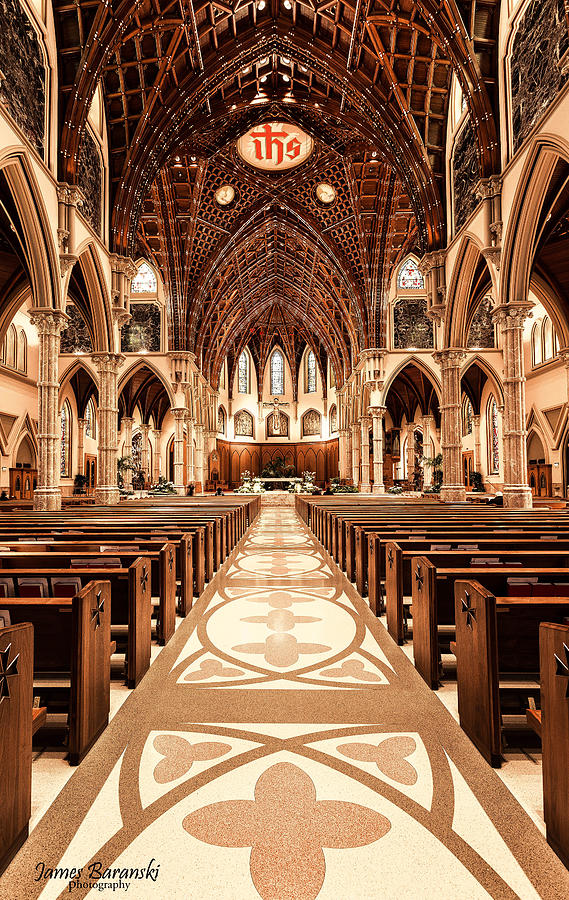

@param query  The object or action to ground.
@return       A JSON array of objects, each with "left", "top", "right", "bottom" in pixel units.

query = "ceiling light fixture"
[
  {"left": 282, "top": 74, "right": 290, "bottom": 82},
  {"left": 260, "top": 75, "right": 267, "bottom": 83},
  {"left": 257, "top": 1, "right": 266, "bottom": 10},
  {"left": 284, "top": 0, "right": 292, "bottom": 7}
]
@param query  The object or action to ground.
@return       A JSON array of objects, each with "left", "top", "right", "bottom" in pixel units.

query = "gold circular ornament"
[
  {"left": 315, "top": 182, "right": 336, "bottom": 205},
  {"left": 215, "top": 185, "right": 236, "bottom": 206}
]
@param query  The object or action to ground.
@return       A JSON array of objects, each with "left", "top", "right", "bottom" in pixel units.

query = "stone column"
[
  {"left": 421, "top": 414, "right": 434, "bottom": 489},
  {"left": 77, "top": 418, "right": 87, "bottom": 476},
  {"left": 370, "top": 406, "right": 386, "bottom": 494},
  {"left": 30, "top": 309, "right": 67, "bottom": 510},
  {"left": 493, "top": 305, "right": 533, "bottom": 508},
  {"left": 472, "top": 415, "right": 481, "bottom": 473},
  {"left": 345, "top": 427, "right": 352, "bottom": 481},
  {"left": 91, "top": 353, "right": 124, "bottom": 505},
  {"left": 187, "top": 417, "right": 195, "bottom": 483},
  {"left": 153, "top": 429, "right": 161, "bottom": 483},
  {"left": 139, "top": 423, "right": 151, "bottom": 484},
  {"left": 338, "top": 429, "right": 349, "bottom": 480},
  {"left": 171, "top": 408, "right": 186, "bottom": 495},
  {"left": 351, "top": 422, "right": 360, "bottom": 486},
  {"left": 360, "top": 416, "right": 372, "bottom": 492},
  {"left": 121, "top": 417, "right": 134, "bottom": 491},
  {"left": 195, "top": 423, "right": 204, "bottom": 489},
  {"left": 434, "top": 349, "right": 467, "bottom": 502},
  {"left": 407, "top": 431, "right": 415, "bottom": 486}
]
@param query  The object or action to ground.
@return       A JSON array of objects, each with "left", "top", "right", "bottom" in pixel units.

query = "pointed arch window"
[
  {"left": 217, "top": 406, "right": 226, "bottom": 435},
  {"left": 238, "top": 351, "right": 249, "bottom": 394},
  {"left": 131, "top": 262, "right": 157, "bottom": 294},
  {"left": 60, "top": 402, "right": 72, "bottom": 477},
  {"left": 329, "top": 404, "right": 338, "bottom": 433},
  {"left": 85, "top": 397, "right": 97, "bottom": 439},
  {"left": 17, "top": 329, "right": 27, "bottom": 373},
  {"left": 305, "top": 350, "right": 317, "bottom": 393},
  {"left": 270, "top": 350, "right": 284, "bottom": 396},
  {"left": 397, "top": 258, "right": 424, "bottom": 291},
  {"left": 487, "top": 397, "right": 500, "bottom": 474},
  {"left": 462, "top": 397, "right": 473, "bottom": 436}
]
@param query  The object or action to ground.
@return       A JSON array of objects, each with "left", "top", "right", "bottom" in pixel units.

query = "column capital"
[
  {"left": 475, "top": 175, "right": 502, "bottom": 200},
  {"left": 368, "top": 405, "right": 386, "bottom": 418},
  {"left": 421, "top": 413, "right": 435, "bottom": 425},
  {"left": 491, "top": 302, "right": 533, "bottom": 328},
  {"left": 139, "top": 423, "right": 151, "bottom": 435},
  {"left": 171, "top": 407, "right": 187, "bottom": 421},
  {"left": 77, "top": 417, "right": 87, "bottom": 427},
  {"left": 433, "top": 348, "right": 466, "bottom": 369},
  {"left": 109, "top": 253, "right": 138, "bottom": 280},
  {"left": 121, "top": 415, "right": 134, "bottom": 426},
  {"left": 91, "top": 352, "right": 125, "bottom": 375},
  {"left": 29, "top": 307, "right": 68, "bottom": 336},
  {"left": 418, "top": 249, "right": 446, "bottom": 275}
]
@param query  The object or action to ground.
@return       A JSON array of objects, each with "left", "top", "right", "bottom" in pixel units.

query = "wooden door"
[
  {"left": 85, "top": 455, "right": 97, "bottom": 493},
  {"left": 462, "top": 451, "right": 474, "bottom": 489},
  {"left": 9, "top": 468, "right": 36, "bottom": 500},
  {"left": 538, "top": 464, "right": 552, "bottom": 497}
]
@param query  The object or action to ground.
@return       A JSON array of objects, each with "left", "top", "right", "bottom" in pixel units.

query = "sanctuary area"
[{"left": 2, "top": 1, "right": 569, "bottom": 898}]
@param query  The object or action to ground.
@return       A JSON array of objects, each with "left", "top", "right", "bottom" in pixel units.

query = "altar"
[
  {"left": 258, "top": 477, "right": 296, "bottom": 489},
  {"left": 260, "top": 490, "right": 295, "bottom": 507}
]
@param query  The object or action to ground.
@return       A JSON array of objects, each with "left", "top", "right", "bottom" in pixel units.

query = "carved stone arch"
[
  {"left": 12, "top": 424, "right": 38, "bottom": 469},
  {"left": 58, "top": 360, "right": 100, "bottom": 416},
  {"left": 0, "top": 153, "right": 60, "bottom": 319},
  {"left": 526, "top": 426, "right": 549, "bottom": 464},
  {"left": 118, "top": 358, "right": 176, "bottom": 407},
  {"left": 460, "top": 354, "right": 505, "bottom": 409},
  {"left": 528, "top": 273, "right": 567, "bottom": 350},
  {"left": 501, "top": 136, "right": 569, "bottom": 346},
  {"left": 445, "top": 234, "right": 495, "bottom": 348},
  {"left": 381, "top": 355, "right": 442, "bottom": 407}
]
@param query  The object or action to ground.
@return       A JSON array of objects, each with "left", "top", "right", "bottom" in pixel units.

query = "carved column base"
[
  {"left": 372, "top": 483, "right": 385, "bottom": 495},
  {"left": 94, "top": 486, "right": 121, "bottom": 505},
  {"left": 503, "top": 486, "right": 533, "bottom": 509},
  {"left": 440, "top": 485, "right": 467, "bottom": 502},
  {"left": 359, "top": 483, "right": 372, "bottom": 493},
  {"left": 34, "top": 487, "right": 62, "bottom": 511}
]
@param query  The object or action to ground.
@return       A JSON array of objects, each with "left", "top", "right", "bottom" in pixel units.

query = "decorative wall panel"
[
  {"left": 0, "top": 0, "right": 45, "bottom": 154},
  {"left": 217, "top": 439, "right": 339, "bottom": 486},
  {"left": 121, "top": 304, "right": 161, "bottom": 353},
  {"left": 452, "top": 118, "right": 480, "bottom": 233},
  {"left": 511, "top": 0, "right": 568, "bottom": 152},
  {"left": 78, "top": 129, "right": 103, "bottom": 235},
  {"left": 393, "top": 298, "right": 433, "bottom": 349},
  {"left": 60, "top": 304, "right": 93, "bottom": 353}
]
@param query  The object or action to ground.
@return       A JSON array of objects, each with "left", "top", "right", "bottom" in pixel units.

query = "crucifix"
[{"left": 263, "top": 397, "right": 289, "bottom": 434}]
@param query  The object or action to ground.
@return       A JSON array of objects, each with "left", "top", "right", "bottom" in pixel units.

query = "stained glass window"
[
  {"left": 238, "top": 351, "right": 249, "bottom": 393},
  {"left": 397, "top": 258, "right": 424, "bottom": 291},
  {"left": 234, "top": 410, "right": 254, "bottom": 437},
  {"left": 270, "top": 350, "right": 284, "bottom": 395},
  {"left": 60, "top": 402, "right": 72, "bottom": 477},
  {"left": 85, "top": 397, "right": 97, "bottom": 439},
  {"left": 132, "top": 431, "right": 142, "bottom": 468},
  {"left": 462, "top": 397, "right": 473, "bottom": 436},
  {"left": 305, "top": 350, "right": 316, "bottom": 393},
  {"left": 488, "top": 398, "right": 499, "bottom": 474},
  {"left": 217, "top": 406, "right": 226, "bottom": 434},
  {"left": 131, "top": 262, "right": 157, "bottom": 294}
]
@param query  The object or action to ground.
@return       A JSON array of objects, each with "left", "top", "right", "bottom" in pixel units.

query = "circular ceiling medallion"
[
  {"left": 236, "top": 122, "right": 313, "bottom": 172},
  {"left": 315, "top": 182, "right": 336, "bottom": 205},
  {"left": 215, "top": 184, "right": 236, "bottom": 206}
]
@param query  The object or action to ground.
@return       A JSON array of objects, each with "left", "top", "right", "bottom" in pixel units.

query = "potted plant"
[
  {"left": 422, "top": 453, "right": 443, "bottom": 494},
  {"left": 73, "top": 473, "right": 88, "bottom": 495}
]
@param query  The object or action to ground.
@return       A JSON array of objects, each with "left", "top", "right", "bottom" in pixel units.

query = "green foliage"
[
  {"left": 388, "top": 485, "right": 404, "bottom": 494},
  {"left": 261, "top": 456, "right": 296, "bottom": 478},
  {"left": 149, "top": 477, "right": 177, "bottom": 495},
  {"left": 330, "top": 477, "right": 358, "bottom": 494}
]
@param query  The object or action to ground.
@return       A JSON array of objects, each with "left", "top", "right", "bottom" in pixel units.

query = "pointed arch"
[
  {"left": 460, "top": 355, "right": 505, "bottom": 408},
  {"left": 381, "top": 355, "right": 442, "bottom": 405},
  {"left": 269, "top": 348, "right": 285, "bottom": 396},
  {"left": 118, "top": 358, "right": 176, "bottom": 407},
  {"left": 445, "top": 235, "right": 495, "bottom": 348}
]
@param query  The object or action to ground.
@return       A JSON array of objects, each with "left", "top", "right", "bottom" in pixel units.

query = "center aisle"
[{"left": 5, "top": 508, "right": 568, "bottom": 899}]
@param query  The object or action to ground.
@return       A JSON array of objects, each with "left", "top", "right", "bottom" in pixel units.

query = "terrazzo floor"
[{"left": 4, "top": 508, "right": 569, "bottom": 899}]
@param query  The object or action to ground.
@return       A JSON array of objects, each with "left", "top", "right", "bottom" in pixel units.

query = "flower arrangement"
[
  {"left": 330, "top": 477, "right": 358, "bottom": 494},
  {"left": 149, "top": 476, "right": 177, "bottom": 495}
]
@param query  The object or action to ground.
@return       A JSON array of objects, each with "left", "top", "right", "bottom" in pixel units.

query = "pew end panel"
[
  {"left": 69, "top": 581, "right": 111, "bottom": 765},
  {"left": 128, "top": 559, "right": 152, "bottom": 688},
  {"left": 367, "top": 533, "right": 382, "bottom": 616},
  {"left": 385, "top": 541, "right": 404, "bottom": 644},
  {"left": 180, "top": 534, "right": 194, "bottom": 617},
  {"left": 540, "top": 621, "right": 569, "bottom": 868},
  {"left": 0, "top": 622, "right": 33, "bottom": 874},
  {"left": 159, "top": 543, "right": 177, "bottom": 645},
  {"left": 411, "top": 557, "right": 439, "bottom": 689},
  {"left": 454, "top": 580, "right": 502, "bottom": 767}
]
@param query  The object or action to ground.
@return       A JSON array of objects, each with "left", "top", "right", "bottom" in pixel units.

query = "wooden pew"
[
  {"left": 0, "top": 622, "right": 33, "bottom": 874},
  {"left": 454, "top": 580, "right": 569, "bottom": 767},
  {"left": 411, "top": 559, "right": 569, "bottom": 689},
  {"left": 539, "top": 622, "right": 569, "bottom": 868},
  {"left": 2, "top": 580, "right": 112, "bottom": 765}
]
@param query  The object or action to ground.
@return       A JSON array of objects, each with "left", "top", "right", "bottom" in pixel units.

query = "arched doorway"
[
  {"left": 10, "top": 435, "right": 37, "bottom": 499},
  {"left": 527, "top": 431, "right": 550, "bottom": 496}
]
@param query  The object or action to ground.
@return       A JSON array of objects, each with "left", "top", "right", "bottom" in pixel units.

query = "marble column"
[
  {"left": 77, "top": 418, "right": 87, "bottom": 476},
  {"left": 153, "top": 429, "right": 161, "bottom": 483},
  {"left": 139, "top": 424, "right": 151, "bottom": 485},
  {"left": 345, "top": 427, "right": 353, "bottom": 481},
  {"left": 399, "top": 425, "right": 408, "bottom": 480},
  {"left": 30, "top": 309, "right": 67, "bottom": 510},
  {"left": 472, "top": 415, "right": 481, "bottom": 473},
  {"left": 187, "top": 417, "right": 195, "bottom": 483},
  {"left": 91, "top": 353, "right": 124, "bottom": 505},
  {"left": 493, "top": 305, "right": 533, "bottom": 508},
  {"left": 360, "top": 416, "right": 372, "bottom": 492},
  {"left": 370, "top": 406, "right": 386, "bottom": 494},
  {"left": 421, "top": 414, "right": 434, "bottom": 489},
  {"left": 195, "top": 423, "right": 204, "bottom": 489},
  {"left": 171, "top": 408, "right": 186, "bottom": 495},
  {"left": 351, "top": 422, "right": 360, "bottom": 486},
  {"left": 338, "top": 429, "right": 349, "bottom": 480},
  {"left": 121, "top": 417, "right": 134, "bottom": 491},
  {"left": 434, "top": 349, "right": 467, "bottom": 502}
]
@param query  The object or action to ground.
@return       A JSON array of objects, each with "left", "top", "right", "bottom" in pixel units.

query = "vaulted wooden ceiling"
[{"left": 53, "top": 0, "right": 500, "bottom": 384}]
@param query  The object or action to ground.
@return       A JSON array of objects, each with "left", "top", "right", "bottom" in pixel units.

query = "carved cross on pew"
[
  {"left": 554, "top": 643, "right": 569, "bottom": 699},
  {"left": 168, "top": 549, "right": 174, "bottom": 572},
  {"left": 140, "top": 566, "right": 148, "bottom": 593},
  {"left": 414, "top": 565, "right": 423, "bottom": 590},
  {"left": 0, "top": 643, "right": 19, "bottom": 703},
  {"left": 388, "top": 548, "right": 394, "bottom": 569},
  {"left": 461, "top": 591, "right": 477, "bottom": 629},
  {"left": 91, "top": 590, "right": 105, "bottom": 629}
]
